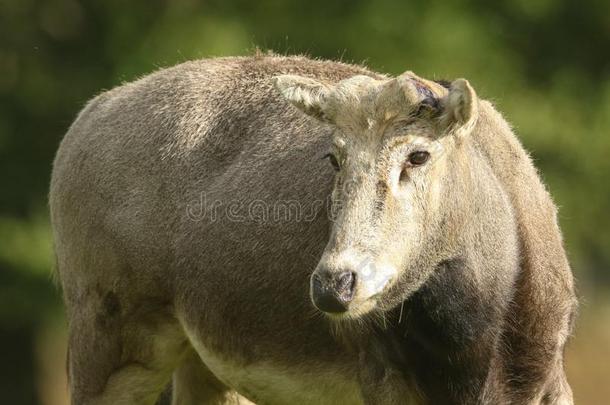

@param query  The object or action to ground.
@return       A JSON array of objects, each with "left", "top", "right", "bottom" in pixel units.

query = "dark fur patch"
[
  {"left": 367, "top": 258, "right": 504, "bottom": 404},
  {"left": 415, "top": 96, "right": 441, "bottom": 117},
  {"left": 374, "top": 180, "right": 388, "bottom": 213},
  {"left": 412, "top": 79, "right": 436, "bottom": 100},
  {"left": 434, "top": 79, "right": 452, "bottom": 89},
  {"left": 411, "top": 78, "right": 443, "bottom": 116},
  {"left": 103, "top": 291, "right": 121, "bottom": 317}
]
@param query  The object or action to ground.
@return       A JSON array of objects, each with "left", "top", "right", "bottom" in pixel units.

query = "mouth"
[{"left": 322, "top": 298, "right": 379, "bottom": 321}]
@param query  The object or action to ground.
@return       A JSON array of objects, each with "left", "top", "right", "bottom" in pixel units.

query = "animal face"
[{"left": 274, "top": 71, "right": 479, "bottom": 319}]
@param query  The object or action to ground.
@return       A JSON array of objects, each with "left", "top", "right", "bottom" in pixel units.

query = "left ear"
[
  {"left": 442, "top": 78, "right": 478, "bottom": 134},
  {"left": 273, "top": 75, "right": 335, "bottom": 123}
]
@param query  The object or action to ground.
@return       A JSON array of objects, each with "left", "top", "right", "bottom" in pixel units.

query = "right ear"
[
  {"left": 441, "top": 78, "right": 478, "bottom": 135},
  {"left": 273, "top": 75, "right": 334, "bottom": 123}
]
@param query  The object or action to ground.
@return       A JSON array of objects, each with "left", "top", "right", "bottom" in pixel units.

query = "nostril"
[
  {"left": 336, "top": 271, "right": 355, "bottom": 291},
  {"left": 336, "top": 271, "right": 356, "bottom": 301}
]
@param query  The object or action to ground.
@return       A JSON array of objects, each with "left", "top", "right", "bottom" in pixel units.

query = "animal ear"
[
  {"left": 442, "top": 78, "right": 478, "bottom": 134},
  {"left": 273, "top": 75, "right": 334, "bottom": 123}
]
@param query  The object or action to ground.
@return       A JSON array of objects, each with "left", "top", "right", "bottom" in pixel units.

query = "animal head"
[{"left": 274, "top": 71, "right": 480, "bottom": 319}]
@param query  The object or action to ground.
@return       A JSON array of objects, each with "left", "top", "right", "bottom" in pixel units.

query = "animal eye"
[
  {"left": 407, "top": 151, "right": 430, "bottom": 166},
  {"left": 323, "top": 153, "right": 341, "bottom": 171}
]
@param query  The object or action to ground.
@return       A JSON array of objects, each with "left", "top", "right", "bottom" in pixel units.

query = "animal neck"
[{"left": 470, "top": 101, "right": 573, "bottom": 294}]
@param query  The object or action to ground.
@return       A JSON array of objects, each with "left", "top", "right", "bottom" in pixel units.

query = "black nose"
[{"left": 311, "top": 270, "right": 356, "bottom": 313}]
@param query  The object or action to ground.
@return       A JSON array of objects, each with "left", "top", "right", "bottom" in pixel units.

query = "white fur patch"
[
  {"left": 337, "top": 250, "right": 398, "bottom": 299},
  {"left": 182, "top": 326, "right": 363, "bottom": 404}
]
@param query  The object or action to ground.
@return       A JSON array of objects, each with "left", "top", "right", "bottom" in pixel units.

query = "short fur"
[{"left": 50, "top": 55, "right": 576, "bottom": 404}]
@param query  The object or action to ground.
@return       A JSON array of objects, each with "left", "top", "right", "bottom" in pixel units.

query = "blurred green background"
[{"left": 1, "top": 0, "right": 609, "bottom": 404}]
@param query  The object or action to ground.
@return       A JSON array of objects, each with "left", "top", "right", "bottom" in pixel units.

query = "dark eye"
[
  {"left": 323, "top": 153, "right": 340, "bottom": 171},
  {"left": 407, "top": 151, "right": 430, "bottom": 166}
]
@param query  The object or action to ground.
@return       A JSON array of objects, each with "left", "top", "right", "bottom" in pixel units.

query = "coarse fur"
[{"left": 50, "top": 54, "right": 577, "bottom": 404}]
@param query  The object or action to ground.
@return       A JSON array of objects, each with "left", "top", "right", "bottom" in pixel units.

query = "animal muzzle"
[{"left": 310, "top": 269, "right": 356, "bottom": 313}]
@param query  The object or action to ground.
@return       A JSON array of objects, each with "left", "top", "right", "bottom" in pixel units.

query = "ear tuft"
[
  {"left": 444, "top": 78, "right": 478, "bottom": 133},
  {"left": 272, "top": 75, "right": 334, "bottom": 122}
]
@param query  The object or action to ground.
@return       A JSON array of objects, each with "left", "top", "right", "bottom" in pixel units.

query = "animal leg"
[
  {"left": 171, "top": 348, "right": 254, "bottom": 405},
  {"left": 66, "top": 299, "right": 188, "bottom": 405}
]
